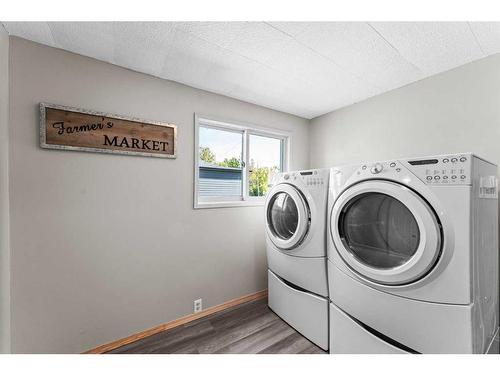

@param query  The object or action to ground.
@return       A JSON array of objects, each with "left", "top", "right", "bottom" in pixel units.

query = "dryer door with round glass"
[
  {"left": 331, "top": 180, "right": 442, "bottom": 285},
  {"left": 266, "top": 184, "right": 310, "bottom": 251}
]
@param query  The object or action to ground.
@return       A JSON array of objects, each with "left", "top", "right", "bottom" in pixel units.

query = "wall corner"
[{"left": 0, "top": 23, "right": 12, "bottom": 354}]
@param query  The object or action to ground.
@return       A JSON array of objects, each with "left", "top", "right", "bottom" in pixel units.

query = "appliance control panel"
[
  {"left": 355, "top": 161, "right": 404, "bottom": 178},
  {"left": 290, "top": 170, "right": 326, "bottom": 187},
  {"left": 352, "top": 154, "right": 472, "bottom": 186},
  {"left": 405, "top": 154, "right": 472, "bottom": 185},
  {"left": 272, "top": 169, "right": 327, "bottom": 188}
]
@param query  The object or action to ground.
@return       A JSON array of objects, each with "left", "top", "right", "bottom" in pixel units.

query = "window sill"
[{"left": 194, "top": 199, "right": 266, "bottom": 209}]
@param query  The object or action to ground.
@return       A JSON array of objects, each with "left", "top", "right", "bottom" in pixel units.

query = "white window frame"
[{"left": 194, "top": 114, "right": 290, "bottom": 209}]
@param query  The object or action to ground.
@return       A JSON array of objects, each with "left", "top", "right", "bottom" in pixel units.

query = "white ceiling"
[{"left": 3, "top": 22, "right": 500, "bottom": 119}]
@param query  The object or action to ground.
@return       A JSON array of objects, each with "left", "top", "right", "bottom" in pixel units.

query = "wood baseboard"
[{"left": 84, "top": 289, "right": 268, "bottom": 354}]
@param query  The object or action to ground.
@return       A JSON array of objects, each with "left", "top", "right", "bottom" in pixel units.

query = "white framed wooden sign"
[{"left": 40, "top": 103, "right": 177, "bottom": 158}]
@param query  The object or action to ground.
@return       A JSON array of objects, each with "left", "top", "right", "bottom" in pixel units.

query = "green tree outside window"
[
  {"left": 199, "top": 146, "right": 216, "bottom": 163},
  {"left": 199, "top": 146, "right": 278, "bottom": 196}
]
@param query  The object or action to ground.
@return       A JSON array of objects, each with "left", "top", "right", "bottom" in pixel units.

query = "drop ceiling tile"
[
  {"left": 217, "top": 70, "right": 308, "bottom": 116},
  {"left": 263, "top": 37, "right": 329, "bottom": 82},
  {"left": 271, "top": 22, "right": 423, "bottom": 91},
  {"left": 112, "top": 22, "right": 176, "bottom": 50},
  {"left": 159, "top": 30, "right": 255, "bottom": 97},
  {"left": 262, "top": 35, "right": 379, "bottom": 105},
  {"left": 469, "top": 22, "right": 500, "bottom": 56},
  {"left": 234, "top": 56, "right": 377, "bottom": 118},
  {"left": 174, "top": 21, "right": 247, "bottom": 50},
  {"left": 235, "top": 64, "right": 300, "bottom": 100},
  {"left": 3, "top": 21, "right": 499, "bottom": 119},
  {"left": 158, "top": 32, "right": 212, "bottom": 86},
  {"left": 3, "top": 21, "right": 55, "bottom": 47},
  {"left": 48, "top": 22, "right": 115, "bottom": 64},
  {"left": 370, "top": 22, "right": 485, "bottom": 76},
  {"left": 225, "top": 22, "right": 293, "bottom": 65},
  {"left": 229, "top": 72, "right": 314, "bottom": 118},
  {"left": 113, "top": 40, "right": 169, "bottom": 77},
  {"left": 112, "top": 22, "right": 176, "bottom": 77},
  {"left": 266, "top": 22, "right": 311, "bottom": 38}
]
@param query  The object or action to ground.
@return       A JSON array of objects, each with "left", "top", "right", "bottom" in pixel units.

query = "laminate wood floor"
[{"left": 108, "top": 298, "right": 327, "bottom": 354}]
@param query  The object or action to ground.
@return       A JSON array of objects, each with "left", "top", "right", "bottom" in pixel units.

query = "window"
[
  {"left": 248, "top": 134, "right": 283, "bottom": 197},
  {"left": 194, "top": 115, "right": 289, "bottom": 208}
]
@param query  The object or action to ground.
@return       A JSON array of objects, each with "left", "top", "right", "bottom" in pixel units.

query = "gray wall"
[
  {"left": 8, "top": 37, "right": 309, "bottom": 353},
  {"left": 310, "top": 53, "right": 500, "bottom": 168},
  {"left": 0, "top": 24, "right": 11, "bottom": 354}
]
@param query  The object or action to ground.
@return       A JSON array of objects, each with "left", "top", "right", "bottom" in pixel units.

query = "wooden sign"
[{"left": 40, "top": 103, "right": 177, "bottom": 158}]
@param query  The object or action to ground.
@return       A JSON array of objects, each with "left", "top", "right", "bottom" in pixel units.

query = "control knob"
[{"left": 370, "top": 163, "right": 383, "bottom": 174}]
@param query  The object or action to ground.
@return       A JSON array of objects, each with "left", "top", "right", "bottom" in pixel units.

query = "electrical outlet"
[{"left": 194, "top": 298, "right": 202, "bottom": 313}]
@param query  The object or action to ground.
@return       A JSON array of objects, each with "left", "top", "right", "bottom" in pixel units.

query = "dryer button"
[{"left": 370, "top": 163, "right": 383, "bottom": 174}]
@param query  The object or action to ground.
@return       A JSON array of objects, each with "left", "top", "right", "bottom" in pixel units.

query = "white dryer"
[
  {"left": 327, "top": 153, "right": 498, "bottom": 353},
  {"left": 265, "top": 169, "right": 329, "bottom": 350}
]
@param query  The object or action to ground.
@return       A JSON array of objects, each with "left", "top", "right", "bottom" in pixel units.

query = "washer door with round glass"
[
  {"left": 266, "top": 184, "right": 310, "bottom": 251},
  {"left": 331, "top": 180, "right": 441, "bottom": 285}
]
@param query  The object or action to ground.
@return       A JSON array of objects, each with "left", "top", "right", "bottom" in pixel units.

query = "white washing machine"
[
  {"left": 265, "top": 169, "right": 329, "bottom": 350},
  {"left": 327, "top": 153, "right": 498, "bottom": 353}
]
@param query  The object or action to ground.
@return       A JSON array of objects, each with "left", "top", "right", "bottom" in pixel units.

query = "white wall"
[
  {"left": 310, "top": 53, "right": 500, "bottom": 168},
  {"left": 0, "top": 24, "right": 11, "bottom": 354},
  {"left": 8, "top": 37, "right": 309, "bottom": 353}
]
